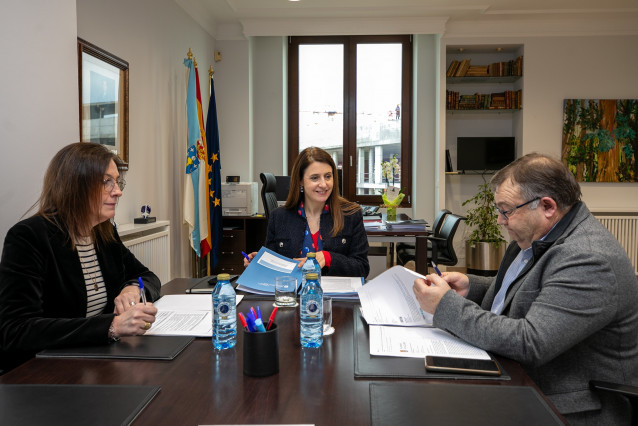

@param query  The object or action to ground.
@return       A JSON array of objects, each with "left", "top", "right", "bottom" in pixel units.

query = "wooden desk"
[
  {"left": 366, "top": 213, "right": 430, "bottom": 275},
  {"left": 0, "top": 279, "right": 564, "bottom": 425}
]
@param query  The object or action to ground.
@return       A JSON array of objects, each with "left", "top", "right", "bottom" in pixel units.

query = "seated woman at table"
[
  {"left": 244, "top": 147, "right": 369, "bottom": 278},
  {"left": 0, "top": 143, "right": 160, "bottom": 372}
]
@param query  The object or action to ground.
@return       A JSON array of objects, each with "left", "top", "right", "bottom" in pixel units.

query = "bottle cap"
[
  {"left": 306, "top": 252, "right": 316, "bottom": 258},
  {"left": 306, "top": 273, "right": 318, "bottom": 280},
  {"left": 218, "top": 273, "right": 231, "bottom": 281}
]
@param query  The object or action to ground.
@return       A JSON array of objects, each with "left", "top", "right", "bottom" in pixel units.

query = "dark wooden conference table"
[{"left": 0, "top": 278, "right": 564, "bottom": 425}]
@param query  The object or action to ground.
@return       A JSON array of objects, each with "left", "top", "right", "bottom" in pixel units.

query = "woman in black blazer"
[
  {"left": 0, "top": 143, "right": 159, "bottom": 372},
  {"left": 245, "top": 147, "right": 369, "bottom": 278}
]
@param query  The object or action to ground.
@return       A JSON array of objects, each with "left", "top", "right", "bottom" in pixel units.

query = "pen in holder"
[{"left": 242, "top": 323, "right": 279, "bottom": 377}]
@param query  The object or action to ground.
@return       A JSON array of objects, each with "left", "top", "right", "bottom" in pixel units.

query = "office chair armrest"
[
  {"left": 426, "top": 236, "right": 446, "bottom": 242},
  {"left": 589, "top": 380, "right": 638, "bottom": 399}
]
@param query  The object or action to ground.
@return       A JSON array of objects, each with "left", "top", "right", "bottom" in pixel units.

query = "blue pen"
[
  {"left": 431, "top": 261, "right": 442, "bottom": 277},
  {"left": 138, "top": 277, "right": 147, "bottom": 305},
  {"left": 253, "top": 317, "right": 266, "bottom": 332},
  {"left": 241, "top": 251, "right": 251, "bottom": 262},
  {"left": 256, "top": 306, "right": 262, "bottom": 321},
  {"left": 245, "top": 314, "right": 256, "bottom": 332}
]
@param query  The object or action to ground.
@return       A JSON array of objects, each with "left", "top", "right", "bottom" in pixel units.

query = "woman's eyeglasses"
[{"left": 103, "top": 178, "right": 126, "bottom": 192}]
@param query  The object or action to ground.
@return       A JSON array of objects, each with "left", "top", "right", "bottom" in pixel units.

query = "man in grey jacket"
[{"left": 414, "top": 153, "right": 638, "bottom": 425}]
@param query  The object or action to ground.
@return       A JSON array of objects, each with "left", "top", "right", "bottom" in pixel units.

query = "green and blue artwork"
[{"left": 562, "top": 99, "right": 637, "bottom": 182}]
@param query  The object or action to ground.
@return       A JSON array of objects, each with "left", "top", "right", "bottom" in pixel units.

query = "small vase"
[{"left": 386, "top": 206, "right": 397, "bottom": 221}]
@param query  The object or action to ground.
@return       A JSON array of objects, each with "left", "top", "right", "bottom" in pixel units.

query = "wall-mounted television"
[{"left": 457, "top": 137, "right": 516, "bottom": 172}]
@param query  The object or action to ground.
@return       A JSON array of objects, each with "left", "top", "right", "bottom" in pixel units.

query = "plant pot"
[
  {"left": 466, "top": 241, "right": 506, "bottom": 277},
  {"left": 385, "top": 206, "right": 397, "bottom": 221}
]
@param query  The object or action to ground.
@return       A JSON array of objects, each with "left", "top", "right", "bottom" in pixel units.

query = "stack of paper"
[
  {"left": 357, "top": 266, "right": 491, "bottom": 360},
  {"left": 384, "top": 219, "right": 428, "bottom": 231},
  {"left": 322, "top": 276, "right": 363, "bottom": 300}
]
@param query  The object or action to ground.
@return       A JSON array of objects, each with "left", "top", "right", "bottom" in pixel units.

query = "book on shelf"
[
  {"left": 465, "top": 65, "right": 489, "bottom": 77},
  {"left": 446, "top": 60, "right": 460, "bottom": 77},
  {"left": 454, "top": 59, "right": 471, "bottom": 77}
]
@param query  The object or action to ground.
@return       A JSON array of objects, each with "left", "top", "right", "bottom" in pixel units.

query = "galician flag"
[
  {"left": 183, "top": 57, "right": 209, "bottom": 257},
  {"left": 194, "top": 65, "right": 211, "bottom": 257}
]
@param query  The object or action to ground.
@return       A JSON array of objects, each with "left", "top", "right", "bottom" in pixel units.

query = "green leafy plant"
[{"left": 462, "top": 181, "right": 506, "bottom": 247}]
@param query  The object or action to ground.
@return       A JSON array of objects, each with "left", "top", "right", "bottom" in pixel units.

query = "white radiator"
[
  {"left": 119, "top": 222, "right": 171, "bottom": 285},
  {"left": 594, "top": 214, "right": 638, "bottom": 275}
]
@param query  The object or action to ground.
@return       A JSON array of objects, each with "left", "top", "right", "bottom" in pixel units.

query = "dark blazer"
[
  {"left": 265, "top": 206, "right": 370, "bottom": 278},
  {"left": 0, "top": 215, "right": 161, "bottom": 371},
  {"left": 434, "top": 202, "right": 638, "bottom": 424}
]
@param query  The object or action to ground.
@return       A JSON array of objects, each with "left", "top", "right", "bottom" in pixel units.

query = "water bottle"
[
  {"left": 300, "top": 272, "right": 323, "bottom": 348},
  {"left": 301, "top": 252, "right": 321, "bottom": 288},
  {"left": 212, "top": 273, "right": 237, "bottom": 350}
]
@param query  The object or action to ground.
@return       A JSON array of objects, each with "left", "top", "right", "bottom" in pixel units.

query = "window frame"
[{"left": 288, "top": 35, "right": 413, "bottom": 206}]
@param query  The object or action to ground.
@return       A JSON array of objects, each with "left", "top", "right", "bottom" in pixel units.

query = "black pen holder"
[{"left": 242, "top": 323, "right": 279, "bottom": 377}]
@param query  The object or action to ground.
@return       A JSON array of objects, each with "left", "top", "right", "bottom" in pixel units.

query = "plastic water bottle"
[
  {"left": 212, "top": 273, "right": 237, "bottom": 350},
  {"left": 300, "top": 272, "right": 323, "bottom": 348},
  {"left": 301, "top": 252, "right": 321, "bottom": 288}
]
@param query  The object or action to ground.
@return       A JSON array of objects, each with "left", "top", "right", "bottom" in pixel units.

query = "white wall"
[
  {"left": 443, "top": 34, "right": 638, "bottom": 265},
  {"left": 76, "top": 0, "right": 216, "bottom": 278},
  {"left": 0, "top": 0, "right": 78, "bottom": 255}
]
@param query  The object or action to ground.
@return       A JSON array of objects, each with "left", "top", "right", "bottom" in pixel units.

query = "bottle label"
[
  {"left": 304, "top": 300, "right": 321, "bottom": 317},
  {"left": 216, "top": 302, "right": 231, "bottom": 318}
]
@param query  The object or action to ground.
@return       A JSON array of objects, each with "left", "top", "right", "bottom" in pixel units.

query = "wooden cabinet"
[{"left": 212, "top": 216, "right": 267, "bottom": 275}]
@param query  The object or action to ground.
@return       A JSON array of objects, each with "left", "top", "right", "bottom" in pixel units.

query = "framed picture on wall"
[{"left": 77, "top": 38, "right": 129, "bottom": 169}]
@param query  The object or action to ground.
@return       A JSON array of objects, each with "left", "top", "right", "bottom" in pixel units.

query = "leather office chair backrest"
[
  {"left": 428, "top": 213, "right": 466, "bottom": 266},
  {"left": 260, "top": 172, "right": 279, "bottom": 220},
  {"left": 431, "top": 209, "right": 451, "bottom": 237}
]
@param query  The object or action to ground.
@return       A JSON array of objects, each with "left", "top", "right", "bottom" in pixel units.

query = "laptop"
[{"left": 186, "top": 274, "right": 239, "bottom": 293}]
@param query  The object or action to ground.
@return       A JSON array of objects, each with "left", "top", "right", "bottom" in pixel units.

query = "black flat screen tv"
[{"left": 457, "top": 137, "right": 516, "bottom": 172}]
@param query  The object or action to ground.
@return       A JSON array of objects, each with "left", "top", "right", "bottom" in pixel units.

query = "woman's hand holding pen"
[
  {"left": 242, "top": 251, "right": 257, "bottom": 267},
  {"left": 114, "top": 286, "right": 144, "bottom": 315},
  {"left": 111, "top": 303, "right": 158, "bottom": 337}
]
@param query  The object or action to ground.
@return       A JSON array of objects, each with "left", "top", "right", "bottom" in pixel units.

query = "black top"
[
  {"left": 0, "top": 215, "right": 161, "bottom": 371},
  {"left": 265, "top": 206, "right": 370, "bottom": 278}
]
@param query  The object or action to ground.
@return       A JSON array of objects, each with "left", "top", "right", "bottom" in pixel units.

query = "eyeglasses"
[
  {"left": 493, "top": 197, "right": 540, "bottom": 220},
  {"left": 103, "top": 178, "right": 126, "bottom": 192}
]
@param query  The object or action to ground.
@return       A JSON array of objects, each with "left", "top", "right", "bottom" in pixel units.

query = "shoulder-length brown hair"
[
  {"left": 284, "top": 147, "right": 361, "bottom": 237},
  {"left": 33, "top": 142, "right": 125, "bottom": 249}
]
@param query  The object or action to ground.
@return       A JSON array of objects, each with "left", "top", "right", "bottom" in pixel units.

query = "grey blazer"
[{"left": 434, "top": 202, "right": 638, "bottom": 424}]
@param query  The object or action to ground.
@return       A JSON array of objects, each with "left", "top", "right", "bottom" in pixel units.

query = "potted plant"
[
  {"left": 462, "top": 180, "right": 507, "bottom": 276},
  {"left": 380, "top": 155, "right": 403, "bottom": 221}
]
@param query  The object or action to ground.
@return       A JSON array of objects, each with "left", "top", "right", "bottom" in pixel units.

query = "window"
[{"left": 288, "top": 35, "right": 412, "bottom": 205}]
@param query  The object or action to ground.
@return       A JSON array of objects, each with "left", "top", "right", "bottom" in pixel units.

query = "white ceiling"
[{"left": 174, "top": 0, "right": 638, "bottom": 39}]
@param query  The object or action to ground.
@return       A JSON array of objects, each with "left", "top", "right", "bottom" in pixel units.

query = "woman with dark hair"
[
  {"left": 244, "top": 147, "right": 369, "bottom": 278},
  {"left": 0, "top": 142, "right": 160, "bottom": 372}
]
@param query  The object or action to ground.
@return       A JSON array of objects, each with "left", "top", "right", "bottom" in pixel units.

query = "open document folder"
[
  {"left": 144, "top": 294, "right": 244, "bottom": 337},
  {"left": 357, "top": 266, "right": 433, "bottom": 326},
  {"left": 235, "top": 246, "right": 304, "bottom": 294}
]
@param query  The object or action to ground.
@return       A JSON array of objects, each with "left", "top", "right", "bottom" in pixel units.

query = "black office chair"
[
  {"left": 589, "top": 380, "right": 638, "bottom": 422},
  {"left": 260, "top": 172, "right": 279, "bottom": 220},
  {"left": 427, "top": 213, "right": 466, "bottom": 266},
  {"left": 396, "top": 209, "right": 450, "bottom": 266}
]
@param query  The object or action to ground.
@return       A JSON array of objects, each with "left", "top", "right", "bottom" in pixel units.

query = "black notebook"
[
  {"left": 370, "top": 382, "right": 563, "bottom": 426},
  {"left": 186, "top": 274, "right": 239, "bottom": 293},
  {"left": 36, "top": 335, "right": 194, "bottom": 360},
  {"left": 0, "top": 384, "right": 160, "bottom": 426},
  {"left": 353, "top": 306, "right": 510, "bottom": 380}
]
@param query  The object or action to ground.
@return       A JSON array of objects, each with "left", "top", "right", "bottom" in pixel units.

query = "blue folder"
[{"left": 235, "top": 246, "right": 304, "bottom": 294}]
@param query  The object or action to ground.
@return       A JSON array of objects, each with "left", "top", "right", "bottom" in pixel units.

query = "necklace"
[{"left": 82, "top": 260, "right": 100, "bottom": 291}]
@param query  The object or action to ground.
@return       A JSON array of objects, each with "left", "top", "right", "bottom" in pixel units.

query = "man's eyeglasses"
[
  {"left": 103, "top": 178, "right": 126, "bottom": 192},
  {"left": 494, "top": 197, "right": 540, "bottom": 220}
]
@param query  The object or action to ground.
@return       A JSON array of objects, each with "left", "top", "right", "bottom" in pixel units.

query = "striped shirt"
[{"left": 76, "top": 239, "right": 107, "bottom": 317}]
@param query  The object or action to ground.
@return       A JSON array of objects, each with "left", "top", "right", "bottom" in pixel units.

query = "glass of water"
[
  {"left": 323, "top": 296, "right": 334, "bottom": 335},
  {"left": 275, "top": 276, "right": 298, "bottom": 307}
]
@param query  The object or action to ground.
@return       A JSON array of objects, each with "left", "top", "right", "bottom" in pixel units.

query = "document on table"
[
  {"left": 369, "top": 325, "right": 491, "bottom": 359},
  {"left": 144, "top": 294, "right": 244, "bottom": 337},
  {"left": 235, "top": 246, "right": 304, "bottom": 294},
  {"left": 357, "top": 266, "right": 433, "bottom": 326},
  {"left": 322, "top": 276, "right": 363, "bottom": 299}
]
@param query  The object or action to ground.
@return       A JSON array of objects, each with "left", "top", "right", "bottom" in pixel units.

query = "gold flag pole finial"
[
  {"left": 187, "top": 48, "right": 193, "bottom": 60},
  {"left": 209, "top": 66, "right": 214, "bottom": 77}
]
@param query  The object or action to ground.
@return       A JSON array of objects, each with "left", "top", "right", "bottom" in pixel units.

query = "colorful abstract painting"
[{"left": 562, "top": 99, "right": 637, "bottom": 182}]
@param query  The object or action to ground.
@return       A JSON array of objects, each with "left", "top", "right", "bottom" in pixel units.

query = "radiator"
[
  {"left": 122, "top": 229, "right": 171, "bottom": 284},
  {"left": 594, "top": 214, "right": 638, "bottom": 275}
]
